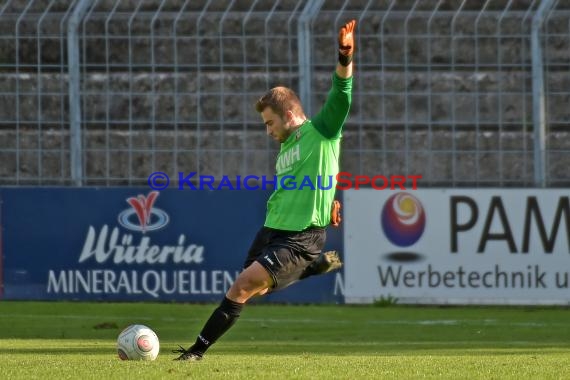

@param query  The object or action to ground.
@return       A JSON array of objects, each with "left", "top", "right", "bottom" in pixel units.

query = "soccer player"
[{"left": 174, "top": 19, "right": 356, "bottom": 361}]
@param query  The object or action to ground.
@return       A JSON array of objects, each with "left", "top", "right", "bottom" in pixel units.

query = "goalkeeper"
[{"left": 174, "top": 19, "right": 356, "bottom": 361}]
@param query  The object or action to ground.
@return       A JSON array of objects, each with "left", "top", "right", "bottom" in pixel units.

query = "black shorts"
[{"left": 243, "top": 226, "right": 326, "bottom": 291}]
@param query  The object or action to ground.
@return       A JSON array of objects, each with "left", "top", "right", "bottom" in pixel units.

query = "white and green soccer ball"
[{"left": 117, "top": 324, "right": 160, "bottom": 361}]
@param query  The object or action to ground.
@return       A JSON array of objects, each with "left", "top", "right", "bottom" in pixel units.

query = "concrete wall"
[{"left": 1, "top": 0, "right": 568, "bottom": 186}]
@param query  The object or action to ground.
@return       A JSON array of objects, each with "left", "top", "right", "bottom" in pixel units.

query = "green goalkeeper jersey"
[{"left": 264, "top": 73, "right": 352, "bottom": 231}]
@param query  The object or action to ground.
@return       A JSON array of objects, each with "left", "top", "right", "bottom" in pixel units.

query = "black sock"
[{"left": 189, "top": 297, "right": 244, "bottom": 356}]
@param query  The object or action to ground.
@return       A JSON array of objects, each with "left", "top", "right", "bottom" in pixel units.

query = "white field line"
[{"left": 0, "top": 313, "right": 561, "bottom": 327}]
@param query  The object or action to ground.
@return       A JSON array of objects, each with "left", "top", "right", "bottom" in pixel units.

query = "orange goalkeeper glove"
[
  {"left": 330, "top": 200, "right": 342, "bottom": 227},
  {"left": 338, "top": 19, "right": 356, "bottom": 66}
]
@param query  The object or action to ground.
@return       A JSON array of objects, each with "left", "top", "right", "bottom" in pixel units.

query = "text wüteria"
[{"left": 78, "top": 225, "right": 205, "bottom": 264}]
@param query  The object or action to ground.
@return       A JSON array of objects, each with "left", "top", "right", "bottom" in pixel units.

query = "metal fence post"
[
  {"left": 297, "top": 0, "right": 325, "bottom": 117},
  {"left": 531, "top": 0, "right": 556, "bottom": 187},
  {"left": 67, "top": 0, "right": 93, "bottom": 186}
]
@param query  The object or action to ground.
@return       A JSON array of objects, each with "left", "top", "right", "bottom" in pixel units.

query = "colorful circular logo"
[{"left": 381, "top": 192, "right": 426, "bottom": 247}]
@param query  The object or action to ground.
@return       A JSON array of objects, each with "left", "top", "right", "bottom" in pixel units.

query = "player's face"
[{"left": 260, "top": 107, "right": 292, "bottom": 143}]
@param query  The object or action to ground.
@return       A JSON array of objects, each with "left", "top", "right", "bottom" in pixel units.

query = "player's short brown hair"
[{"left": 255, "top": 86, "right": 305, "bottom": 119}]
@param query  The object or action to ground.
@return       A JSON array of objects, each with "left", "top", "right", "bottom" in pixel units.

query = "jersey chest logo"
[{"left": 276, "top": 144, "right": 301, "bottom": 175}]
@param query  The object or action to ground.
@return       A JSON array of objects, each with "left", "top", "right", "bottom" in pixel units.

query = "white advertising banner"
[{"left": 344, "top": 189, "right": 570, "bottom": 305}]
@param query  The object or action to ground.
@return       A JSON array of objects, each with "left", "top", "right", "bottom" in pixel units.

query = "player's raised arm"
[
  {"left": 336, "top": 19, "right": 355, "bottom": 78},
  {"left": 311, "top": 20, "right": 356, "bottom": 139}
]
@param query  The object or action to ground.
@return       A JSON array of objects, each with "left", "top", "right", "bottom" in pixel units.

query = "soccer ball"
[{"left": 117, "top": 324, "right": 160, "bottom": 361}]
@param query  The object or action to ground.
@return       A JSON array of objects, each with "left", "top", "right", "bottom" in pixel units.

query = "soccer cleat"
[
  {"left": 172, "top": 345, "right": 203, "bottom": 361},
  {"left": 301, "top": 250, "right": 343, "bottom": 279}
]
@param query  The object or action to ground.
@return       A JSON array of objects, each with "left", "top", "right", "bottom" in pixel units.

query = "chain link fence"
[{"left": 1, "top": 0, "right": 569, "bottom": 187}]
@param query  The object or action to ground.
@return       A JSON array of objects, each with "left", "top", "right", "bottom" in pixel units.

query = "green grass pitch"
[{"left": 1, "top": 301, "right": 570, "bottom": 379}]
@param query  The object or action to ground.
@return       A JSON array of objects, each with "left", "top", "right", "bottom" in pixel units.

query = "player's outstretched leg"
[
  {"left": 173, "top": 296, "right": 244, "bottom": 361},
  {"left": 174, "top": 261, "right": 271, "bottom": 361},
  {"left": 300, "top": 250, "right": 343, "bottom": 279}
]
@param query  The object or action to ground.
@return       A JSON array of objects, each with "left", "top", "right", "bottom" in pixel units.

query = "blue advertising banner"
[{"left": 0, "top": 188, "right": 343, "bottom": 303}]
